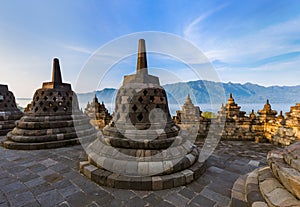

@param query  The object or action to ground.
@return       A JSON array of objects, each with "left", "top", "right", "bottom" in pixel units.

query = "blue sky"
[{"left": 0, "top": 0, "right": 300, "bottom": 98}]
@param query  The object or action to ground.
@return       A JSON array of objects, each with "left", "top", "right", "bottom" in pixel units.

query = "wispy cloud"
[
  {"left": 64, "top": 45, "right": 94, "bottom": 54},
  {"left": 187, "top": 15, "right": 300, "bottom": 70},
  {"left": 183, "top": 3, "right": 229, "bottom": 38}
]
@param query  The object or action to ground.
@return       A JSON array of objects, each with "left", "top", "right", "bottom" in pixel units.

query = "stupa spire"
[
  {"left": 136, "top": 39, "right": 148, "bottom": 74},
  {"left": 52, "top": 58, "right": 63, "bottom": 84}
]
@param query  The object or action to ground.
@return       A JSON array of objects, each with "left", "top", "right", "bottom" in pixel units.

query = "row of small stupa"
[
  {"left": 174, "top": 92, "right": 300, "bottom": 145},
  {"left": 0, "top": 39, "right": 205, "bottom": 190}
]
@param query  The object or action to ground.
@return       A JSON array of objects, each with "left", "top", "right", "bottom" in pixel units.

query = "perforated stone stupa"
[
  {"left": 2, "top": 58, "right": 97, "bottom": 150},
  {"left": 80, "top": 39, "right": 205, "bottom": 190},
  {"left": 0, "top": 84, "right": 23, "bottom": 136}
]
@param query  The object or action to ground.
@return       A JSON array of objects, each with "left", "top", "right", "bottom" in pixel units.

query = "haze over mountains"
[{"left": 77, "top": 80, "right": 300, "bottom": 105}]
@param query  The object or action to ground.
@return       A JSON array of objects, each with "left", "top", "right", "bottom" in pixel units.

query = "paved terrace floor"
[{"left": 0, "top": 137, "right": 280, "bottom": 207}]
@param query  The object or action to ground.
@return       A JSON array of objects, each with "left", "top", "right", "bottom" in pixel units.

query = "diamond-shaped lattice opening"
[
  {"left": 138, "top": 97, "right": 143, "bottom": 103},
  {"left": 67, "top": 101, "right": 70, "bottom": 107},
  {"left": 53, "top": 106, "right": 58, "bottom": 112},
  {"left": 39, "top": 101, "right": 44, "bottom": 106},
  {"left": 50, "top": 92, "right": 53, "bottom": 96},
  {"left": 43, "top": 96, "right": 48, "bottom": 101},
  {"left": 144, "top": 104, "right": 149, "bottom": 112},
  {"left": 154, "top": 89, "right": 158, "bottom": 94},
  {"left": 35, "top": 107, "right": 39, "bottom": 112},
  {"left": 53, "top": 97, "right": 57, "bottom": 101},
  {"left": 143, "top": 90, "right": 148, "bottom": 96},
  {"left": 156, "top": 104, "right": 160, "bottom": 108},
  {"left": 122, "top": 104, "right": 126, "bottom": 111},
  {"left": 160, "top": 97, "right": 164, "bottom": 102},
  {"left": 43, "top": 107, "right": 47, "bottom": 112},
  {"left": 137, "top": 113, "right": 143, "bottom": 121},
  {"left": 35, "top": 96, "right": 39, "bottom": 101},
  {"left": 150, "top": 96, "right": 154, "bottom": 102},
  {"left": 132, "top": 104, "right": 138, "bottom": 112},
  {"left": 4, "top": 104, "right": 7, "bottom": 108},
  {"left": 41, "top": 91, "right": 45, "bottom": 95},
  {"left": 58, "top": 92, "right": 61, "bottom": 96}
]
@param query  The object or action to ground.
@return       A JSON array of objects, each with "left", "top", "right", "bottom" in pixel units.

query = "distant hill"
[{"left": 77, "top": 80, "right": 300, "bottom": 105}]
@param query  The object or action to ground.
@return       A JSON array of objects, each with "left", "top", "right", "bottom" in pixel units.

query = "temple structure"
[
  {"left": 84, "top": 95, "right": 112, "bottom": 130},
  {"left": 0, "top": 84, "right": 23, "bottom": 136},
  {"left": 174, "top": 94, "right": 210, "bottom": 139},
  {"left": 1, "top": 58, "right": 97, "bottom": 150},
  {"left": 217, "top": 94, "right": 255, "bottom": 140},
  {"left": 80, "top": 39, "right": 206, "bottom": 190},
  {"left": 264, "top": 103, "right": 300, "bottom": 146},
  {"left": 258, "top": 99, "right": 278, "bottom": 123},
  {"left": 174, "top": 94, "right": 300, "bottom": 145}
]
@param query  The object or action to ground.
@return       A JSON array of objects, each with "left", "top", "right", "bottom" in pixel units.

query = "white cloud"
[
  {"left": 186, "top": 15, "right": 300, "bottom": 66},
  {"left": 64, "top": 45, "right": 94, "bottom": 54},
  {"left": 183, "top": 3, "right": 229, "bottom": 39}
]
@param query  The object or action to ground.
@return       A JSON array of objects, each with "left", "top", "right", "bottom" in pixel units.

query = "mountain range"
[{"left": 77, "top": 80, "right": 300, "bottom": 106}]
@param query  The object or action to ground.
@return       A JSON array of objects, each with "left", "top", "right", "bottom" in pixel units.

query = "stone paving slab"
[{"left": 0, "top": 136, "right": 279, "bottom": 207}]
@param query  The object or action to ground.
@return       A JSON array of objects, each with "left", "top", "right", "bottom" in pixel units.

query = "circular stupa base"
[
  {"left": 1, "top": 134, "right": 97, "bottom": 150},
  {"left": 79, "top": 159, "right": 206, "bottom": 191}
]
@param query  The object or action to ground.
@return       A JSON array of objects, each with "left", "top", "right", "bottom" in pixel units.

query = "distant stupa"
[
  {"left": 2, "top": 58, "right": 97, "bottom": 149},
  {"left": 80, "top": 39, "right": 206, "bottom": 190}
]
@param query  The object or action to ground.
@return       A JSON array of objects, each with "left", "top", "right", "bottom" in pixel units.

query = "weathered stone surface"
[
  {"left": 82, "top": 39, "right": 204, "bottom": 190},
  {"left": 0, "top": 84, "right": 23, "bottom": 136},
  {"left": 1, "top": 58, "right": 97, "bottom": 150},
  {"left": 233, "top": 142, "right": 300, "bottom": 206},
  {"left": 84, "top": 95, "right": 112, "bottom": 130}
]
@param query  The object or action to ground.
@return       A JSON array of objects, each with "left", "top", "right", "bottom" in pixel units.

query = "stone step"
[
  {"left": 268, "top": 148, "right": 300, "bottom": 200},
  {"left": 79, "top": 158, "right": 206, "bottom": 191},
  {"left": 230, "top": 174, "right": 247, "bottom": 207},
  {"left": 258, "top": 166, "right": 300, "bottom": 207},
  {"left": 283, "top": 141, "right": 300, "bottom": 172},
  {"left": 244, "top": 168, "right": 266, "bottom": 206}
]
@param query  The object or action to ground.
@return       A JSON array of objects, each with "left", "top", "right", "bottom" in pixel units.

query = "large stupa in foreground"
[
  {"left": 2, "top": 58, "right": 97, "bottom": 150},
  {"left": 80, "top": 39, "right": 206, "bottom": 190}
]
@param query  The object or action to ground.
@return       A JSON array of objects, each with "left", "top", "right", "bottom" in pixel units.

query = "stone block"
[
  {"left": 162, "top": 175, "right": 174, "bottom": 189},
  {"left": 106, "top": 173, "right": 119, "bottom": 188},
  {"left": 79, "top": 161, "right": 89, "bottom": 172},
  {"left": 181, "top": 169, "right": 194, "bottom": 184},
  {"left": 152, "top": 176, "right": 163, "bottom": 190},
  {"left": 83, "top": 165, "right": 98, "bottom": 179}
]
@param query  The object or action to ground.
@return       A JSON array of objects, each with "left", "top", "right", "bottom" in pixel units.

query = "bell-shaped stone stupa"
[
  {"left": 0, "top": 85, "right": 23, "bottom": 136},
  {"left": 2, "top": 58, "right": 97, "bottom": 149},
  {"left": 80, "top": 39, "right": 206, "bottom": 190}
]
